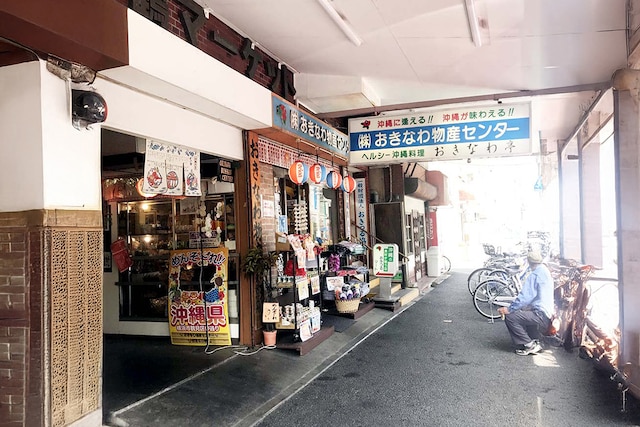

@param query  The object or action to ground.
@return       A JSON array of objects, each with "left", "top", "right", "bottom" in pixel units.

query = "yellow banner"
[{"left": 168, "top": 247, "right": 232, "bottom": 346}]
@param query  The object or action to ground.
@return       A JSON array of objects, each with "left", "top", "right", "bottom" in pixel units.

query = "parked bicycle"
[{"left": 440, "top": 254, "right": 451, "bottom": 274}]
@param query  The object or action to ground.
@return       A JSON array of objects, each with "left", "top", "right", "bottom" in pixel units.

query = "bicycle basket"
[{"left": 483, "top": 244, "right": 497, "bottom": 256}]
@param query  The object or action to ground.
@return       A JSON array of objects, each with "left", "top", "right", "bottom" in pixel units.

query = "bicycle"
[
  {"left": 440, "top": 255, "right": 451, "bottom": 274},
  {"left": 472, "top": 277, "right": 517, "bottom": 321},
  {"left": 467, "top": 255, "right": 526, "bottom": 294}
]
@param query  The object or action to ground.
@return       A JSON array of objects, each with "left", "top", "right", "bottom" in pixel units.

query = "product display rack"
[
  {"left": 273, "top": 243, "right": 334, "bottom": 355},
  {"left": 321, "top": 242, "right": 374, "bottom": 319}
]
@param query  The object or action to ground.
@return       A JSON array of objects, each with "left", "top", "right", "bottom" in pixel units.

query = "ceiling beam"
[{"left": 316, "top": 82, "right": 612, "bottom": 120}]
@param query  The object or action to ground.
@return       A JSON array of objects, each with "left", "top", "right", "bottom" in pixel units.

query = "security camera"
[{"left": 72, "top": 89, "right": 107, "bottom": 129}]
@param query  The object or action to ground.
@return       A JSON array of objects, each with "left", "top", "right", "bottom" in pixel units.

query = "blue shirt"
[{"left": 508, "top": 263, "right": 554, "bottom": 318}]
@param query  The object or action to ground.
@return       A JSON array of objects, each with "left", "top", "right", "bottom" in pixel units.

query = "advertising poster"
[{"left": 168, "top": 247, "right": 232, "bottom": 346}]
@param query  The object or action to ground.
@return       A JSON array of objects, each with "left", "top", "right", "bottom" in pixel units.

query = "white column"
[
  {"left": 0, "top": 60, "right": 101, "bottom": 212},
  {"left": 612, "top": 69, "right": 640, "bottom": 390}
]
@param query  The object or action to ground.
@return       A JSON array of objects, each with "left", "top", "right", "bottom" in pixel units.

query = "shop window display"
[{"left": 113, "top": 193, "right": 237, "bottom": 321}]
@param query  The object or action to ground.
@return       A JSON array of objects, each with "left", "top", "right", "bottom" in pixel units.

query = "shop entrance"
[{"left": 100, "top": 129, "right": 241, "bottom": 417}]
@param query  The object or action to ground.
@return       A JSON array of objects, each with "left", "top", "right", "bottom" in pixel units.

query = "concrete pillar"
[
  {"left": 580, "top": 114, "right": 603, "bottom": 267},
  {"left": 560, "top": 148, "right": 581, "bottom": 260},
  {"left": 0, "top": 61, "right": 103, "bottom": 426},
  {"left": 612, "top": 68, "right": 640, "bottom": 397}
]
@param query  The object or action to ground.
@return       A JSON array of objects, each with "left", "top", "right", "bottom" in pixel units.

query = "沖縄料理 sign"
[{"left": 348, "top": 103, "right": 531, "bottom": 165}]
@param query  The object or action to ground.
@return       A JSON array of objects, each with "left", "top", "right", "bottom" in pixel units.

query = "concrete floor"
[{"left": 102, "top": 272, "right": 640, "bottom": 426}]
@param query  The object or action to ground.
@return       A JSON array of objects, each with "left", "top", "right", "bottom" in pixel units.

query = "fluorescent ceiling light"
[
  {"left": 464, "top": 0, "right": 482, "bottom": 47},
  {"left": 317, "top": 0, "right": 362, "bottom": 46}
]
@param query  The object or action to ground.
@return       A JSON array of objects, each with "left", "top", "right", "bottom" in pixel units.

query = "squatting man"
[{"left": 497, "top": 251, "right": 554, "bottom": 356}]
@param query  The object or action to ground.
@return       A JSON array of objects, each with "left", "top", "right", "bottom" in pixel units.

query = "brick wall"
[
  {"left": 0, "top": 220, "right": 29, "bottom": 427},
  {"left": 0, "top": 211, "right": 102, "bottom": 427}
]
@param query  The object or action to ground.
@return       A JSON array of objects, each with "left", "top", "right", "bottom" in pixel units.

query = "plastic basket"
[{"left": 335, "top": 298, "right": 361, "bottom": 313}]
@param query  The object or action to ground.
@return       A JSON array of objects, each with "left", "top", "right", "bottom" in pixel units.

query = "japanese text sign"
[
  {"left": 373, "top": 244, "right": 399, "bottom": 277},
  {"left": 272, "top": 95, "right": 349, "bottom": 158},
  {"left": 348, "top": 103, "right": 531, "bottom": 165},
  {"left": 168, "top": 247, "right": 231, "bottom": 346},
  {"left": 355, "top": 178, "right": 368, "bottom": 247}
]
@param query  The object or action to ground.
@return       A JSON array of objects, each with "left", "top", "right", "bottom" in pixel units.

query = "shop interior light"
[
  {"left": 464, "top": 0, "right": 482, "bottom": 47},
  {"left": 316, "top": 0, "right": 362, "bottom": 46}
]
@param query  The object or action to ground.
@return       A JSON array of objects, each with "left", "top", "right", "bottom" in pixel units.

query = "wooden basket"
[{"left": 335, "top": 298, "right": 361, "bottom": 313}]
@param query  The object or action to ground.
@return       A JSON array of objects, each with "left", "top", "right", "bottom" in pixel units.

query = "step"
[{"left": 396, "top": 288, "right": 419, "bottom": 306}]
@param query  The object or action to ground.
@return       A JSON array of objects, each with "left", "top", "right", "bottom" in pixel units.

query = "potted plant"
[{"left": 241, "top": 244, "right": 279, "bottom": 345}]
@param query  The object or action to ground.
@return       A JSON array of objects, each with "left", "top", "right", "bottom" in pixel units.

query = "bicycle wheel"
[
  {"left": 441, "top": 255, "right": 451, "bottom": 273},
  {"left": 467, "top": 267, "right": 506, "bottom": 294},
  {"left": 473, "top": 278, "right": 516, "bottom": 319}
]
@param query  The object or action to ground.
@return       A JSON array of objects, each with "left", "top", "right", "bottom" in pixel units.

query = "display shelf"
[
  {"left": 325, "top": 299, "right": 375, "bottom": 320},
  {"left": 273, "top": 240, "right": 327, "bottom": 346},
  {"left": 275, "top": 325, "right": 334, "bottom": 356}
]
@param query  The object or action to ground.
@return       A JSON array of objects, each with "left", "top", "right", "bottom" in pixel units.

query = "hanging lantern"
[
  {"left": 326, "top": 171, "right": 342, "bottom": 189},
  {"left": 308, "top": 163, "right": 327, "bottom": 184},
  {"left": 136, "top": 178, "right": 157, "bottom": 198},
  {"left": 341, "top": 175, "right": 356, "bottom": 193},
  {"left": 288, "top": 161, "right": 309, "bottom": 185}
]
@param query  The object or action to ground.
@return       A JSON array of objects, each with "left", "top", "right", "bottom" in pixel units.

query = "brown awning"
[{"left": 0, "top": 0, "right": 128, "bottom": 70}]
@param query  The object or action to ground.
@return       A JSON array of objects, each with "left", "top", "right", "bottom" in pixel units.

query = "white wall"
[
  {"left": 100, "top": 9, "right": 273, "bottom": 132},
  {"left": 404, "top": 196, "right": 425, "bottom": 214},
  {"left": 0, "top": 61, "right": 102, "bottom": 212},
  {"left": 94, "top": 77, "right": 244, "bottom": 159}
]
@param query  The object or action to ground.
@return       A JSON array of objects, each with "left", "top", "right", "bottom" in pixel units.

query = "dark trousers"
[{"left": 504, "top": 310, "right": 550, "bottom": 347}]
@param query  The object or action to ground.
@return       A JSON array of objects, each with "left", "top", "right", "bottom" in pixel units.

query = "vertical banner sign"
[
  {"left": 427, "top": 210, "right": 439, "bottom": 248},
  {"left": 248, "top": 133, "right": 262, "bottom": 244},
  {"left": 354, "top": 178, "right": 368, "bottom": 247},
  {"left": 348, "top": 103, "right": 531, "bottom": 165},
  {"left": 373, "top": 244, "right": 399, "bottom": 277},
  {"left": 344, "top": 190, "right": 351, "bottom": 242},
  {"left": 168, "top": 247, "right": 231, "bottom": 346}
]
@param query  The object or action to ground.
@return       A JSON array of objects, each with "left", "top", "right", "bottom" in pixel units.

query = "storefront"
[
  {"left": 243, "top": 95, "right": 358, "bottom": 349},
  {"left": 0, "top": 1, "right": 278, "bottom": 425}
]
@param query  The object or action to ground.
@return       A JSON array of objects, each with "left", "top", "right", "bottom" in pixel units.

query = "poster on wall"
[{"left": 168, "top": 247, "right": 232, "bottom": 346}]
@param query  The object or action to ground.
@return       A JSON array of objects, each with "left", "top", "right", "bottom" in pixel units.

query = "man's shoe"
[{"left": 515, "top": 341, "right": 543, "bottom": 356}]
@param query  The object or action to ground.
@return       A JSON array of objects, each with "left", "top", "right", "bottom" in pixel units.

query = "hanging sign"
[
  {"left": 142, "top": 140, "right": 202, "bottom": 196},
  {"left": 218, "top": 159, "right": 234, "bottom": 183},
  {"left": 272, "top": 95, "right": 349, "bottom": 158},
  {"left": 168, "top": 247, "right": 231, "bottom": 346},
  {"left": 354, "top": 178, "right": 368, "bottom": 247},
  {"left": 348, "top": 103, "right": 531, "bottom": 165},
  {"left": 110, "top": 238, "right": 132, "bottom": 273}
]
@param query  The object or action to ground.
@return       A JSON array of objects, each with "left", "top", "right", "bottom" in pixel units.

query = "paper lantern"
[
  {"left": 326, "top": 171, "right": 342, "bottom": 189},
  {"left": 288, "top": 161, "right": 309, "bottom": 185},
  {"left": 308, "top": 163, "right": 327, "bottom": 184},
  {"left": 136, "top": 178, "right": 157, "bottom": 198},
  {"left": 341, "top": 175, "right": 356, "bottom": 193}
]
